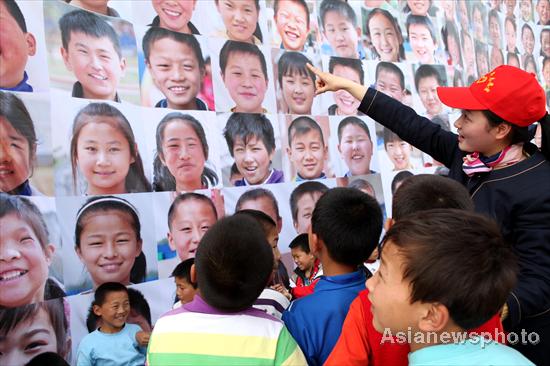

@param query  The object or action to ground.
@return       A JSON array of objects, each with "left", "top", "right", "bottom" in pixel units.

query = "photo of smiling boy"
[
  {"left": 224, "top": 113, "right": 284, "bottom": 186},
  {"left": 58, "top": 9, "right": 127, "bottom": 102},
  {"left": 383, "top": 127, "right": 414, "bottom": 171},
  {"left": 413, "top": 64, "right": 446, "bottom": 120},
  {"left": 213, "top": 0, "right": 264, "bottom": 45},
  {"left": 318, "top": 0, "right": 364, "bottom": 59},
  {"left": 374, "top": 61, "right": 406, "bottom": 102},
  {"left": 142, "top": 27, "right": 207, "bottom": 110},
  {"left": 0, "top": 0, "right": 36, "bottom": 92},
  {"left": 276, "top": 51, "right": 316, "bottom": 115},
  {"left": 405, "top": 14, "right": 438, "bottom": 65},
  {"left": 217, "top": 40, "right": 271, "bottom": 113},
  {"left": 327, "top": 57, "right": 364, "bottom": 115},
  {"left": 286, "top": 116, "right": 329, "bottom": 181},
  {"left": 150, "top": 0, "right": 200, "bottom": 35},
  {"left": 337, "top": 116, "right": 375, "bottom": 176},
  {"left": 273, "top": 0, "right": 311, "bottom": 51}
]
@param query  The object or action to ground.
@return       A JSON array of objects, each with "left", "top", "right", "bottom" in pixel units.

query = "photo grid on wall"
[{"left": 1, "top": 0, "right": 548, "bottom": 364}]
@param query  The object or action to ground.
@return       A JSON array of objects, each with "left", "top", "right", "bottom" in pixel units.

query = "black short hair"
[
  {"left": 224, "top": 113, "right": 276, "bottom": 156},
  {"left": 288, "top": 116, "right": 325, "bottom": 147},
  {"left": 4, "top": 0, "right": 27, "bottom": 32},
  {"left": 277, "top": 51, "right": 315, "bottom": 87},
  {"left": 127, "top": 287, "right": 152, "bottom": 328},
  {"left": 171, "top": 258, "right": 196, "bottom": 288},
  {"left": 390, "top": 170, "right": 414, "bottom": 195},
  {"left": 234, "top": 209, "right": 277, "bottom": 237},
  {"left": 219, "top": 40, "right": 267, "bottom": 80},
  {"left": 195, "top": 215, "right": 273, "bottom": 312},
  {"left": 93, "top": 282, "right": 128, "bottom": 307},
  {"left": 25, "top": 352, "right": 70, "bottom": 366},
  {"left": 319, "top": 0, "right": 357, "bottom": 29},
  {"left": 328, "top": 57, "right": 364, "bottom": 84},
  {"left": 375, "top": 62, "right": 405, "bottom": 89},
  {"left": 59, "top": 9, "right": 121, "bottom": 58},
  {"left": 383, "top": 127, "right": 404, "bottom": 146},
  {"left": 289, "top": 181, "right": 329, "bottom": 223},
  {"left": 142, "top": 26, "right": 205, "bottom": 70},
  {"left": 312, "top": 188, "right": 382, "bottom": 265},
  {"left": 383, "top": 209, "right": 517, "bottom": 330},
  {"left": 391, "top": 174, "right": 474, "bottom": 220},
  {"left": 289, "top": 233, "right": 310, "bottom": 253},
  {"left": 274, "top": 0, "right": 310, "bottom": 26},
  {"left": 406, "top": 14, "right": 436, "bottom": 43},
  {"left": 337, "top": 116, "right": 371, "bottom": 142},
  {"left": 235, "top": 188, "right": 280, "bottom": 219},
  {"left": 414, "top": 64, "right": 445, "bottom": 92},
  {"left": 167, "top": 193, "right": 217, "bottom": 230}
]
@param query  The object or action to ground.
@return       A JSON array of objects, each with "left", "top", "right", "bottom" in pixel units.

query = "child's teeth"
[
  {"left": 165, "top": 9, "right": 181, "bottom": 17},
  {"left": 0, "top": 270, "right": 27, "bottom": 281},
  {"left": 90, "top": 74, "right": 107, "bottom": 80}
]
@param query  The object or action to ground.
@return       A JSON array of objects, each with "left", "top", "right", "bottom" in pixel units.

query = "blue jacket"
[
  {"left": 358, "top": 87, "right": 550, "bottom": 330},
  {"left": 282, "top": 270, "right": 366, "bottom": 366}
]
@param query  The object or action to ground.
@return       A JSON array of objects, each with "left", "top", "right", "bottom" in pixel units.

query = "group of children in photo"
[{"left": 1, "top": 1, "right": 550, "bottom": 366}]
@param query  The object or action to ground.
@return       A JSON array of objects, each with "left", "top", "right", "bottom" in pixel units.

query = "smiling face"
[
  {"left": 522, "top": 27, "right": 535, "bottom": 55},
  {"left": 93, "top": 290, "right": 130, "bottom": 333},
  {"left": 338, "top": 123, "right": 373, "bottom": 176},
  {"left": 152, "top": 0, "right": 196, "bottom": 33},
  {"left": 407, "top": 0, "right": 430, "bottom": 15},
  {"left": 281, "top": 69, "right": 315, "bottom": 114},
  {"left": 520, "top": 0, "right": 534, "bottom": 21},
  {"left": 541, "top": 30, "right": 550, "bottom": 57},
  {"left": 323, "top": 10, "right": 359, "bottom": 58},
  {"left": 287, "top": 129, "right": 327, "bottom": 180},
  {"left": 0, "top": 118, "right": 34, "bottom": 193},
  {"left": 168, "top": 198, "right": 217, "bottom": 261},
  {"left": 0, "top": 307, "right": 58, "bottom": 366},
  {"left": 369, "top": 12, "right": 401, "bottom": 62},
  {"left": 454, "top": 110, "right": 502, "bottom": 155},
  {"left": 147, "top": 38, "right": 204, "bottom": 110},
  {"left": 408, "top": 23, "right": 436, "bottom": 64},
  {"left": 76, "top": 120, "right": 134, "bottom": 196},
  {"left": 233, "top": 135, "right": 274, "bottom": 185},
  {"left": 504, "top": 19, "right": 517, "bottom": 52},
  {"left": 222, "top": 51, "right": 268, "bottom": 113},
  {"left": 385, "top": 139, "right": 412, "bottom": 170},
  {"left": 217, "top": 0, "right": 259, "bottom": 43},
  {"left": 0, "top": 1, "right": 36, "bottom": 89},
  {"left": 275, "top": 0, "right": 310, "bottom": 51},
  {"left": 0, "top": 213, "right": 53, "bottom": 308},
  {"left": 417, "top": 75, "right": 442, "bottom": 117},
  {"left": 489, "top": 15, "right": 501, "bottom": 47},
  {"left": 332, "top": 64, "right": 362, "bottom": 115},
  {"left": 160, "top": 120, "right": 206, "bottom": 192},
  {"left": 537, "top": 0, "right": 550, "bottom": 24},
  {"left": 376, "top": 69, "right": 404, "bottom": 101},
  {"left": 61, "top": 33, "right": 126, "bottom": 101},
  {"left": 291, "top": 246, "right": 315, "bottom": 272},
  {"left": 76, "top": 210, "right": 142, "bottom": 288}
]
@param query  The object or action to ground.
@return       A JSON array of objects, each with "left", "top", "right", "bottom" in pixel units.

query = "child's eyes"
[
  {"left": 232, "top": 71, "right": 242, "bottom": 76},
  {"left": 84, "top": 146, "right": 97, "bottom": 152},
  {"left": 20, "top": 236, "right": 35, "bottom": 245},
  {"left": 201, "top": 225, "right": 210, "bottom": 231},
  {"left": 25, "top": 340, "right": 48, "bottom": 351},
  {"left": 109, "top": 147, "right": 121, "bottom": 153},
  {"left": 10, "top": 142, "right": 22, "bottom": 149},
  {"left": 116, "top": 239, "right": 129, "bottom": 244},
  {"left": 77, "top": 49, "right": 88, "bottom": 55},
  {"left": 234, "top": 147, "right": 245, "bottom": 153}
]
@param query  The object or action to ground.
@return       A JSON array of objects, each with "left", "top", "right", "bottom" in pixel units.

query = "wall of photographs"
[{"left": 1, "top": 0, "right": 548, "bottom": 364}]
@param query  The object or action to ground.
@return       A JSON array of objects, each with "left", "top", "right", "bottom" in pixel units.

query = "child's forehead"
[
  {"left": 378, "top": 69, "right": 401, "bottom": 83},
  {"left": 291, "top": 128, "right": 323, "bottom": 143},
  {"left": 226, "top": 50, "right": 263, "bottom": 68},
  {"left": 234, "top": 133, "right": 266, "bottom": 146},
  {"left": 277, "top": 0, "right": 308, "bottom": 16},
  {"left": 323, "top": 9, "right": 353, "bottom": 25},
  {"left": 104, "top": 290, "right": 129, "bottom": 302},
  {"left": 69, "top": 31, "right": 118, "bottom": 52},
  {"left": 174, "top": 198, "right": 216, "bottom": 217}
]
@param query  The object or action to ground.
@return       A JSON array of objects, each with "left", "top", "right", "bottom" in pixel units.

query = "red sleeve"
[
  {"left": 324, "top": 296, "right": 370, "bottom": 366},
  {"left": 290, "top": 278, "right": 319, "bottom": 299}
]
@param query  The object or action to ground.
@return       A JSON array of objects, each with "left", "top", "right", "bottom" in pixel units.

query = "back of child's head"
[
  {"left": 235, "top": 187, "right": 280, "bottom": 218},
  {"left": 288, "top": 116, "right": 325, "bottom": 147},
  {"left": 219, "top": 40, "right": 267, "bottom": 79},
  {"left": 328, "top": 57, "right": 364, "bottom": 84},
  {"left": 274, "top": 0, "right": 310, "bottom": 25},
  {"left": 4, "top": 0, "right": 27, "bottom": 32},
  {"left": 319, "top": 0, "right": 357, "bottom": 29},
  {"left": 25, "top": 351, "right": 70, "bottom": 366},
  {"left": 375, "top": 62, "right": 405, "bottom": 89},
  {"left": 70, "top": 103, "right": 151, "bottom": 193},
  {"left": 414, "top": 64, "right": 444, "bottom": 92},
  {"left": 171, "top": 258, "right": 197, "bottom": 287},
  {"left": 0, "top": 193, "right": 48, "bottom": 250},
  {"left": 195, "top": 214, "right": 274, "bottom": 312},
  {"left": 127, "top": 287, "right": 152, "bottom": 329},
  {"left": 0, "top": 298, "right": 70, "bottom": 358},
  {"left": 234, "top": 209, "right": 277, "bottom": 236},
  {"left": 75, "top": 196, "right": 146, "bottom": 284},
  {"left": 224, "top": 113, "right": 276, "bottom": 156},
  {"left": 383, "top": 209, "right": 517, "bottom": 329},
  {"left": 59, "top": 9, "right": 121, "bottom": 57},
  {"left": 405, "top": 14, "right": 436, "bottom": 42},
  {"left": 311, "top": 187, "right": 382, "bottom": 265},
  {"left": 153, "top": 112, "right": 218, "bottom": 191},
  {"left": 337, "top": 116, "right": 371, "bottom": 142},
  {"left": 277, "top": 51, "right": 315, "bottom": 86},
  {"left": 167, "top": 192, "right": 218, "bottom": 230},
  {"left": 390, "top": 170, "right": 414, "bottom": 195},
  {"left": 93, "top": 282, "right": 129, "bottom": 307},
  {"left": 392, "top": 174, "right": 474, "bottom": 221},
  {"left": 288, "top": 232, "right": 310, "bottom": 253},
  {"left": 289, "top": 181, "right": 329, "bottom": 222},
  {"left": 142, "top": 26, "right": 204, "bottom": 69}
]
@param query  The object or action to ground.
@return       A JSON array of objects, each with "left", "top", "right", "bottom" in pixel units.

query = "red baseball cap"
[{"left": 437, "top": 65, "right": 546, "bottom": 127}]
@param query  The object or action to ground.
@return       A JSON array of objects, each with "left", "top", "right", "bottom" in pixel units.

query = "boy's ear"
[
  {"left": 418, "top": 302, "right": 451, "bottom": 333},
  {"left": 323, "top": 144, "right": 328, "bottom": 161},
  {"left": 355, "top": 26, "right": 361, "bottom": 39},
  {"left": 75, "top": 245, "right": 83, "bottom": 260},
  {"left": 25, "top": 32, "right": 37, "bottom": 56},
  {"left": 60, "top": 47, "right": 73, "bottom": 72},
  {"left": 119, "top": 57, "right": 127, "bottom": 77},
  {"left": 44, "top": 243, "right": 56, "bottom": 266},
  {"left": 286, "top": 146, "right": 293, "bottom": 159},
  {"left": 167, "top": 231, "right": 176, "bottom": 251},
  {"left": 308, "top": 227, "right": 320, "bottom": 255},
  {"left": 384, "top": 218, "right": 394, "bottom": 232},
  {"left": 92, "top": 304, "right": 102, "bottom": 317},
  {"left": 190, "top": 264, "right": 197, "bottom": 283},
  {"left": 277, "top": 216, "right": 283, "bottom": 234}
]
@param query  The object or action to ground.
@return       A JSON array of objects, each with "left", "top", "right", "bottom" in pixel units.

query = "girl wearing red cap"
[{"left": 307, "top": 63, "right": 550, "bottom": 365}]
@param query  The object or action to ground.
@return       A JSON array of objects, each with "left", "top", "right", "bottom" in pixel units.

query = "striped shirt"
[{"left": 147, "top": 295, "right": 306, "bottom": 366}]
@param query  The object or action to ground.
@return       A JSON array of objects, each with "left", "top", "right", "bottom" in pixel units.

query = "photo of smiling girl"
[
  {"left": 0, "top": 194, "right": 65, "bottom": 308},
  {"left": 153, "top": 112, "right": 219, "bottom": 192},
  {"left": 69, "top": 102, "right": 152, "bottom": 196},
  {"left": 211, "top": 0, "right": 264, "bottom": 45}
]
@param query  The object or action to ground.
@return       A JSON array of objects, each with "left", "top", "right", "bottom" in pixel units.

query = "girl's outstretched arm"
[{"left": 306, "top": 63, "right": 368, "bottom": 101}]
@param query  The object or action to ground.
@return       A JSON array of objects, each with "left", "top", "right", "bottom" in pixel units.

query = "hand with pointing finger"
[{"left": 306, "top": 63, "right": 368, "bottom": 101}]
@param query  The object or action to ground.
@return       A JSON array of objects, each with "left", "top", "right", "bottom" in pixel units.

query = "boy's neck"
[
  {"left": 409, "top": 323, "right": 465, "bottom": 353},
  {"left": 320, "top": 256, "right": 356, "bottom": 277},
  {"left": 169, "top": 99, "right": 197, "bottom": 111}
]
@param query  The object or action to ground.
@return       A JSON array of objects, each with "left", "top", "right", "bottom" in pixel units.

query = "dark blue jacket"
[{"left": 358, "top": 87, "right": 550, "bottom": 329}]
